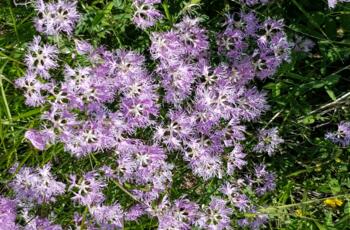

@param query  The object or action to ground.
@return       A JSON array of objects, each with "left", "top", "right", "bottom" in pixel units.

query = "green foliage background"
[{"left": 0, "top": 0, "right": 350, "bottom": 229}]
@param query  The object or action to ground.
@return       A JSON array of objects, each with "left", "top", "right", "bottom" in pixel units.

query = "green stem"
[
  {"left": 162, "top": 0, "right": 172, "bottom": 23},
  {"left": 0, "top": 71, "right": 15, "bottom": 146},
  {"left": 112, "top": 180, "right": 147, "bottom": 206},
  {"left": 0, "top": 75, "right": 13, "bottom": 124},
  {"left": 8, "top": 1, "right": 19, "bottom": 41},
  {"left": 0, "top": 51, "right": 24, "bottom": 65},
  {"left": 258, "top": 194, "right": 350, "bottom": 213},
  {"left": 80, "top": 207, "right": 89, "bottom": 229}
]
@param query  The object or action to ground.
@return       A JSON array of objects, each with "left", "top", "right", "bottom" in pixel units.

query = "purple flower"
[
  {"left": 325, "top": 121, "right": 350, "bottom": 147},
  {"left": 238, "top": 209, "right": 268, "bottom": 230},
  {"left": 0, "top": 197, "right": 18, "bottom": 230},
  {"left": 154, "top": 110, "right": 195, "bottom": 150},
  {"left": 190, "top": 152, "right": 223, "bottom": 180},
  {"left": 159, "top": 62, "right": 196, "bottom": 104},
  {"left": 74, "top": 39, "right": 94, "bottom": 55},
  {"left": 69, "top": 171, "right": 106, "bottom": 207},
  {"left": 218, "top": 28, "right": 247, "bottom": 60},
  {"left": 246, "top": 164, "right": 276, "bottom": 196},
  {"left": 89, "top": 204, "right": 124, "bottom": 228},
  {"left": 218, "top": 13, "right": 290, "bottom": 80},
  {"left": 34, "top": 0, "right": 80, "bottom": 36},
  {"left": 257, "top": 19, "right": 285, "bottom": 46},
  {"left": 115, "top": 141, "right": 173, "bottom": 197},
  {"left": 24, "top": 216, "right": 62, "bottom": 230},
  {"left": 158, "top": 199, "right": 200, "bottom": 230},
  {"left": 121, "top": 97, "right": 158, "bottom": 128},
  {"left": 196, "top": 197, "right": 232, "bottom": 230},
  {"left": 220, "top": 183, "right": 250, "bottom": 212},
  {"left": 174, "top": 16, "right": 209, "bottom": 58},
  {"left": 150, "top": 31, "right": 184, "bottom": 62},
  {"left": 221, "top": 119, "right": 246, "bottom": 147},
  {"left": 125, "top": 204, "right": 147, "bottom": 221},
  {"left": 224, "top": 12, "right": 258, "bottom": 36},
  {"left": 132, "top": 0, "right": 163, "bottom": 29},
  {"left": 254, "top": 127, "right": 284, "bottom": 156},
  {"left": 24, "top": 129, "right": 54, "bottom": 150},
  {"left": 10, "top": 164, "right": 66, "bottom": 204},
  {"left": 24, "top": 36, "right": 59, "bottom": 79},
  {"left": 227, "top": 144, "right": 247, "bottom": 175},
  {"left": 15, "top": 72, "right": 52, "bottom": 107}
]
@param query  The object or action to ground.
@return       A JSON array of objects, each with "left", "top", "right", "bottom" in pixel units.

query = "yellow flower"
[
  {"left": 295, "top": 209, "right": 303, "bottom": 217},
  {"left": 323, "top": 198, "right": 343, "bottom": 208}
]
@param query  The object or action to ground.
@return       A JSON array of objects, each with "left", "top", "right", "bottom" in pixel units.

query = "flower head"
[
  {"left": 24, "top": 36, "right": 59, "bottom": 79},
  {"left": 69, "top": 171, "right": 106, "bottom": 207},
  {"left": 89, "top": 203, "right": 124, "bottom": 228},
  {"left": 325, "top": 121, "right": 350, "bottom": 147},
  {"left": 254, "top": 127, "right": 284, "bottom": 156},
  {"left": 34, "top": 0, "right": 80, "bottom": 35},
  {"left": 24, "top": 129, "right": 54, "bottom": 150},
  {"left": 132, "top": 0, "right": 163, "bottom": 29},
  {"left": 196, "top": 197, "right": 232, "bottom": 230}
]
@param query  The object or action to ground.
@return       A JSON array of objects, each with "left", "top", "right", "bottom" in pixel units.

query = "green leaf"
[
  {"left": 329, "top": 178, "right": 341, "bottom": 194},
  {"left": 325, "top": 86, "right": 337, "bottom": 101},
  {"left": 302, "top": 115, "right": 316, "bottom": 125},
  {"left": 313, "top": 220, "right": 327, "bottom": 230}
]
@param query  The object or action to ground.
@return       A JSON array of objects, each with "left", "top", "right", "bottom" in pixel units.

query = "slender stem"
[
  {"left": 80, "top": 206, "right": 89, "bottom": 229},
  {"left": 258, "top": 194, "right": 350, "bottom": 213},
  {"left": 162, "top": 0, "right": 172, "bottom": 24},
  {"left": 0, "top": 51, "right": 24, "bottom": 65},
  {"left": 11, "top": 107, "right": 46, "bottom": 121},
  {"left": 0, "top": 75, "right": 13, "bottom": 123},
  {"left": 0, "top": 72, "right": 15, "bottom": 145},
  {"left": 112, "top": 180, "right": 147, "bottom": 206},
  {"left": 308, "top": 91, "right": 350, "bottom": 115},
  {"left": 8, "top": 0, "right": 19, "bottom": 41},
  {"left": 263, "top": 110, "right": 283, "bottom": 129}
]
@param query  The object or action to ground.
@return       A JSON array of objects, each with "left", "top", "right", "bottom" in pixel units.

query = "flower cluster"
[
  {"left": 218, "top": 13, "right": 291, "bottom": 80},
  {"left": 17, "top": 38, "right": 159, "bottom": 158},
  {"left": 149, "top": 14, "right": 287, "bottom": 182},
  {"left": 10, "top": 0, "right": 293, "bottom": 229},
  {"left": 115, "top": 141, "right": 173, "bottom": 203},
  {"left": 326, "top": 121, "right": 350, "bottom": 146},
  {"left": 10, "top": 164, "right": 65, "bottom": 204},
  {"left": 150, "top": 16, "right": 208, "bottom": 104}
]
